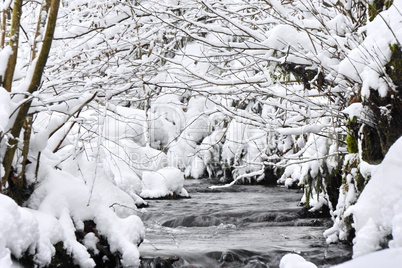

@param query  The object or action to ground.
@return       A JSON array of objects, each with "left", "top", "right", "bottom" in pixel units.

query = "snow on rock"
[
  {"left": 30, "top": 210, "right": 64, "bottom": 266},
  {"left": 0, "top": 195, "right": 63, "bottom": 267},
  {"left": 75, "top": 157, "right": 140, "bottom": 218},
  {"left": 94, "top": 207, "right": 144, "bottom": 267},
  {"left": 0, "top": 195, "right": 39, "bottom": 260},
  {"left": 25, "top": 157, "right": 145, "bottom": 267},
  {"left": 332, "top": 248, "right": 402, "bottom": 268},
  {"left": 140, "top": 167, "right": 189, "bottom": 199},
  {"left": 279, "top": 253, "right": 317, "bottom": 268},
  {"left": 346, "top": 136, "right": 402, "bottom": 258},
  {"left": 59, "top": 209, "right": 95, "bottom": 268}
]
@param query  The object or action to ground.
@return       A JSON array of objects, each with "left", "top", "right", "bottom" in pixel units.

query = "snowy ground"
[{"left": 282, "top": 248, "right": 402, "bottom": 268}]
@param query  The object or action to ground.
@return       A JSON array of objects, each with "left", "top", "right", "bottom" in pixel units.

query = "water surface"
[{"left": 139, "top": 180, "right": 351, "bottom": 267}]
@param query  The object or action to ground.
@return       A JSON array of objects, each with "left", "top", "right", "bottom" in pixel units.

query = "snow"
[
  {"left": 280, "top": 248, "right": 402, "bottom": 268},
  {"left": 0, "top": 195, "right": 39, "bottom": 259},
  {"left": 124, "top": 142, "right": 169, "bottom": 176},
  {"left": 277, "top": 132, "right": 339, "bottom": 212},
  {"left": 0, "top": 247, "right": 12, "bottom": 268},
  {"left": 0, "top": 0, "right": 12, "bottom": 10},
  {"left": 342, "top": 103, "right": 363, "bottom": 119},
  {"left": 277, "top": 124, "right": 327, "bottom": 136},
  {"left": 30, "top": 210, "right": 63, "bottom": 265},
  {"left": 0, "top": 87, "right": 11, "bottom": 132},
  {"left": 0, "top": 46, "right": 13, "bottom": 79},
  {"left": 337, "top": 0, "right": 402, "bottom": 97},
  {"left": 94, "top": 208, "right": 144, "bottom": 267},
  {"left": 104, "top": 155, "right": 145, "bottom": 206},
  {"left": 332, "top": 248, "right": 402, "bottom": 268},
  {"left": 91, "top": 166, "right": 140, "bottom": 218},
  {"left": 0, "top": 195, "right": 61, "bottom": 267},
  {"left": 8, "top": 150, "right": 145, "bottom": 267},
  {"left": 279, "top": 253, "right": 317, "bottom": 268},
  {"left": 140, "top": 167, "right": 189, "bottom": 199},
  {"left": 59, "top": 209, "right": 95, "bottom": 268},
  {"left": 104, "top": 106, "right": 147, "bottom": 146},
  {"left": 82, "top": 233, "right": 99, "bottom": 255},
  {"left": 345, "top": 136, "right": 402, "bottom": 258},
  {"left": 222, "top": 119, "right": 247, "bottom": 164}
]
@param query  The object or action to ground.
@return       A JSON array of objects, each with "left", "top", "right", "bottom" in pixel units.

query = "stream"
[{"left": 138, "top": 180, "right": 352, "bottom": 268}]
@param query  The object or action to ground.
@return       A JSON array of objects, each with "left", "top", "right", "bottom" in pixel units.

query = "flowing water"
[{"left": 138, "top": 180, "right": 352, "bottom": 268}]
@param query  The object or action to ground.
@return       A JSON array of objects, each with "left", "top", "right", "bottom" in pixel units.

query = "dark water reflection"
[{"left": 139, "top": 180, "right": 351, "bottom": 268}]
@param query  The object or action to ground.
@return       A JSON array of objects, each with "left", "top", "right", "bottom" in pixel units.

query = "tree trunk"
[{"left": 2, "top": 0, "right": 23, "bottom": 91}]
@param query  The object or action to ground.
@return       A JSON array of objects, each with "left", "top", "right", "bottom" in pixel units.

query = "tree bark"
[
  {"left": 32, "top": 0, "right": 52, "bottom": 60},
  {"left": 0, "top": 6, "right": 8, "bottom": 48},
  {"left": 2, "top": 0, "right": 23, "bottom": 91}
]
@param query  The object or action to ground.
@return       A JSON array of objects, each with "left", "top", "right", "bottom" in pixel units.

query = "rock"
[
  {"left": 245, "top": 259, "right": 269, "bottom": 268},
  {"left": 219, "top": 251, "right": 241, "bottom": 263},
  {"left": 140, "top": 256, "right": 179, "bottom": 268},
  {"left": 162, "top": 215, "right": 222, "bottom": 227}
]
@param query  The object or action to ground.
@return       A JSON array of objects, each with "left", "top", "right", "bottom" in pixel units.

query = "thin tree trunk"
[
  {"left": 19, "top": 115, "right": 33, "bottom": 182},
  {"left": 2, "top": 0, "right": 23, "bottom": 91},
  {"left": 0, "top": 6, "right": 7, "bottom": 48},
  {"left": 32, "top": 0, "right": 52, "bottom": 60}
]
